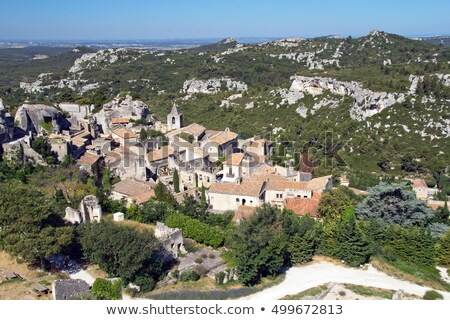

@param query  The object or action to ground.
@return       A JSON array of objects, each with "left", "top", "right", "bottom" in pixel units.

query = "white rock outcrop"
[
  {"left": 287, "top": 76, "right": 406, "bottom": 121},
  {"left": 182, "top": 78, "right": 247, "bottom": 94}
]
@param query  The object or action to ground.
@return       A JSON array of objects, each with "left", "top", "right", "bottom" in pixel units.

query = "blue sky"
[{"left": 1, "top": 0, "right": 449, "bottom": 40}]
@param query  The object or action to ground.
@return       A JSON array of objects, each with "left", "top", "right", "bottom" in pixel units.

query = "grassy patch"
[
  {"left": 0, "top": 277, "right": 24, "bottom": 286},
  {"left": 343, "top": 283, "right": 395, "bottom": 299},
  {"left": 371, "top": 256, "right": 450, "bottom": 292},
  {"left": 281, "top": 284, "right": 329, "bottom": 300},
  {"left": 147, "top": 275, "right": 284, "bottom": 300}
]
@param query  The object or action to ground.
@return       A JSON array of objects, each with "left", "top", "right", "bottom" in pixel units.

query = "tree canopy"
[
  {"left": 77, "top": 221, "right": 172, "bottom": 283},
  {"left": 355, "top": 182, "right": 434, "bottom": 227},
  {"left": 0, "top": 181, "right": 73, "bottom": 264}
]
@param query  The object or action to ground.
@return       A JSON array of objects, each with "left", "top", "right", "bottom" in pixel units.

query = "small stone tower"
[{"left": 167, "top": 104, "right": 183, "bottom": 131}]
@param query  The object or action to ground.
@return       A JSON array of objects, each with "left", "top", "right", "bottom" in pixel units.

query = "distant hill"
[
  {"left": 0, "top": 31, "right": 448, "bottom": 186},
  {"left": 186, "top": 37, "right": 238, "bottom": 53},
  {"left": 413, "top": 36, "right": 450, "bottom": 47}
]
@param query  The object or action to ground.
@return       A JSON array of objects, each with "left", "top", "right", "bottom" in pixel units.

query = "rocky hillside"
[{"left": 0, "top": 31, "right": 449, "bottom": 187}]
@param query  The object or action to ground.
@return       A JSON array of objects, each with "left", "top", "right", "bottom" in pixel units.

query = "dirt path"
[
  {"left": 436, "top": 267, "right": 450, "bottom": 284},
  {"left": 243, "top": 262, "right": 450, "bottom": 300}
]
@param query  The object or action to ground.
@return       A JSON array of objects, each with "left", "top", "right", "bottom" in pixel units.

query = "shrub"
[
  {"left": 209, "top": 254, "right": 216, "bottom": 259},
  {"left": 215, "top": 272, "right": 226, "bottom": 285},
  {"left": 133, "top": 276, "right": 156, "bottom": 292},
  {"left": 91, "top": 278, "right": 121, "bottom": 300},
  {"left": 201, "top": 253, "right": 208, "bottom": 259},
  {"left": 423, "top": 290, "right": 443, "bottom": 300},
  {"left": 194, "top": 258, "right": 204, "bottom": 264},
  {"left": 179, "top": 270, "right": 200, "bottom": 282},
  {"left": 165, "top": 214, "right": 225, "bottom": 248}
]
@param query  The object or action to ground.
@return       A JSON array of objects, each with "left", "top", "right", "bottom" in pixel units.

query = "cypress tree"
[{"left": 173, "top": 169, "right": 180, "bottom": 193}]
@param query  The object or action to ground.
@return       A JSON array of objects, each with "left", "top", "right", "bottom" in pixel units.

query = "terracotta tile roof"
[
  {"left": 112, "top": 179, "right": 155, "bottom": 204},
  {"left": 77, "top": 152, "right": 101, "bottom": 166},
  {"left": 412, "top": 179, "right": 428, "bottom": 189},
  {"left": 233, "top": 205, "right": 257, "bottom": 223},
  {"left": 111, "top": 118, "right": 130, "bottom": 124},
  {"left": 252, "top": 163, "right": 277, "bottom": 175},
  {"left": 167, "top": 123, "right": 206, "bottom": 138},
  {"left": 208, "top": 131, "right": 238, "bottom": 145},
  {"left": 131, "top": 190, "right": 155, "bottom": 205},
  {"left": 208, "top": 179, "right": 265, "bottom": 197},
  {"left": 284, "top": 192, "right": 322, "bottom": 217},
  {"left": 112, "top": 127, "right": 137, "bottom": 139},
  {"left": 147, "top": 146, "right": 174, "bottom": 162},
  {"left": 266, "top": 178, "right": 309, "bottom": 191},
  {"left": 306, "top": 175, "right": 332, "bottom": 191},
  {"left": 71, "top": 135, "right": 88, "bottom": 148},
  {"left": 225, "top": 153, "right": 245, "bottom": 166}
]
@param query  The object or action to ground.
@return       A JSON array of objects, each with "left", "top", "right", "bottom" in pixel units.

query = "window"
[
  {"left": 236, "top": 198, "right": 240, "bottom": 203},
  {"left": 172, "top": 117, "right": 176, "bottom": 124}
]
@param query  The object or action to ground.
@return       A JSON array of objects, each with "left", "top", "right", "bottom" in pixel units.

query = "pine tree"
[
  {"left": 288, "top": 229, "right": 316, "bottom": 264},
  {"left": 336, "top": 209, "right": 372, "bottom": 267},
  {"left": 436, "top": 230, "right": 450, "bottom": 267}
]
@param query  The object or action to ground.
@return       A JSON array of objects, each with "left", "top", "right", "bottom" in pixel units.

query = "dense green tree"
[
  {"left": 165, "top": 213, "right": 224, "bottom": 248},
  {"left": 138, "top": 199, "right": 174, "bottom": 223},
  {"left": 432, "top": 203, "right": 449, "bottom": 224},
  {"left": 60, "top": 154, "right": 75, "bottom": 168},
  {"left": 317, "top": 186, "right": 359, "bottom": 220},
  {"left": 126, "top": 202, "right": 140, "bottom": 220},
  {"left": 139, "top": 128, "right": 148, "bottom": 141},
  {"left": 380, "top": 225, "right": 436, "bottom": 266},
  {"left": 77, "top": 221, "right": 170, "bottom": 283},
  {"left": 31, "top": 136, "right": 56, "bottom": 164},
  {"left": 436, "top": 230, "right": 450, "bottom": 267},
  {"left": 0, "top": 182, "right": 73, "bottom": 265},
  {"left": 335, "top": 209, "right": 372, "bottom": 267},
  {"left": 101, "top": 168, "right": 112, "bottom": 194},
  {"left": 227, "top": 205, "right": 289, "bottom": 286},
  {"left": 91, "top": 278, "right": 121, "bottom": 300},
  {"left": 355, "top": 183, "right": 434, "bottom": 227},
  {"left": 288, "top": 229, "right": 317, "bottom": 264},
  {"left": 154, "top": 181, "right": 176, "bottom": 205}
]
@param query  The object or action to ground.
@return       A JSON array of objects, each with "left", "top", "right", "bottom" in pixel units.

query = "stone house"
[
  {"left": 207, "top": 173, "right": 332, "bottom": 212},
  {"left": 111, "top": 127, "right": 138, "bottom": 145},
  {"left": 207, "top": 178, "right": 266, "bottom": 211},
  {"left": 200, "top": 128, "right": 238, "bottom": 159},
  {"left": 77, "top": 151, "right": 103, "bottom": 176},
  {"left": 48, "top": 133, "right": 71, "bottom": 162},
  {"left": 411, "top": 179, "right": 428, "bottom": 200},
  {"left": 154, "top": 222, "right": 186, "bottom": 258},
  {"left": 166, "top": 122, "right": 206, "bottom": 144}
]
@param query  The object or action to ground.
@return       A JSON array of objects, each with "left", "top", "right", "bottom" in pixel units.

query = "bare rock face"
[
  {"left": 287, "top": 76, "right": 405, "bottom": 121},
  {"left": 64, "top": 207, "right": 82, "bottom": 224},
  {"left": 14, "top": 104, "right": 70, "bottom": 134},
  {"left": 392, "top": 289, "right": 404, "bottom": 300},
  {"left": 182, "top": 78, "right": 247, "bottom": 94}
]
